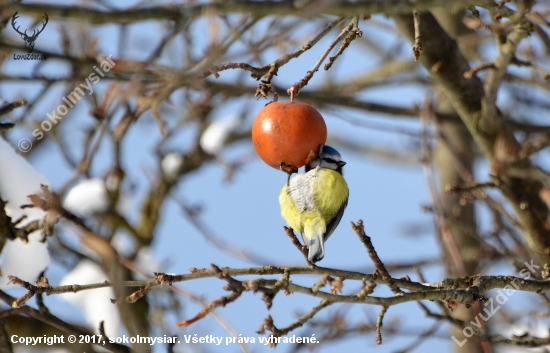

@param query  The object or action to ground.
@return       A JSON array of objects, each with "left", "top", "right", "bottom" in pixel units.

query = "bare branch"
[
  {"left": 412, "top": 11, "right": 422, "bottom": 61},
  {"left": 351, "top": 220, "right": 403, "bottom": 295},
  {"left": 288, "top": 18, "right": 357, "bottom": 101},
  {"left": 375, "top": 306, "right": 388, "bottom": 344}
]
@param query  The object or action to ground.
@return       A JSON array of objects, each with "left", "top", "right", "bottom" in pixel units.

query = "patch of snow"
[
  {"left": 59, "top": 260, "right": 120, "bottom": 336},
  {"left": 63, "top": 179, "right": 110, "bottom": 217},
  {"left": 0, "top": 137, "right": 50, "bottom": 286},
  {"left": 200, "top": 114, "right": 241, "bottom": 154},
  {"left": 161, "top": 152, "right": 184, "bottom": 180}
]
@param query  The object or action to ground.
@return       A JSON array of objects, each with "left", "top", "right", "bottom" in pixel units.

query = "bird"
[{"left": 279, "top": 145, "right": 349, "bottom": 263}]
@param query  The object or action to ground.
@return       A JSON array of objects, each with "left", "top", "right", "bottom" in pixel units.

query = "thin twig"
[
  {"left": 284, "top": 226, "right": 312, "bottom": 266},
  {"left": 351, "top": 220, "right": 403, "bottom": 295},
  {"left": 176, "top": 264, "right": 245, "bottom": 327},
  {"left": 7, "top": 276, "right": 52, "bottom": 308},
  {"left": 356, "top": 278, "right": 377, "bottom": 299},
  {"left": 0, "top": 99, "right": 27, "bottom": 116},
  {"left": 258, "top": 299, "right": 333, "bottom": 347},
  {"left": 287, "top": 18, "right": 356, "bottom": 101},
  {"left": 312, "top": 274, "right": 330, "bottom": 293},
  {"left": 414, "top": 267, "right": 426, "bottom": 283},
  {"left": 512, "top": 57, "right": 550, "bottom": 80},
  {"left": 375, "top": 305, "right": 388, "bottom": 344},
  {"left": 324, "top": 17, "right": 361, "bottom": 70},
  {"left": 0, "top": 122, "right": 15, "bottom": 130},
  {"left": 484, "top": 3, "right": 532, "bottom": 115},
  {"left": 394, "top": 322, "right": 441, "bottom": 353},
  {"left": 174, "top": 194, "right": 270, "bottom": 264},
  {"left": 277, "top": 299, "right": 333, "bottom": 334},
  {"left": 255, "top": 17, "right": 346, "bottom": 99},
  {"left": 445, "top": 181, "right": 496, "bottom": 193},
  {"left": 464, "top": 62, "right": 496, "bottom": 78}
]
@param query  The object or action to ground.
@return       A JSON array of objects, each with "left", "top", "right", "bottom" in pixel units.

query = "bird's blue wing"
[{"left": 323, "top": 196, "right": 348, "bottom": 242}]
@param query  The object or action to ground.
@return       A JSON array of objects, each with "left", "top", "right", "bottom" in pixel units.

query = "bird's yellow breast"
[{"left": 279, "top": 168, "right": 348, "bottom": 233}]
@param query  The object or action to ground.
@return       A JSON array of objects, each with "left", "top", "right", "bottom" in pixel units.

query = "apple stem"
[{"left": 288, "top": 86, "right": 297, "bottom": 102}]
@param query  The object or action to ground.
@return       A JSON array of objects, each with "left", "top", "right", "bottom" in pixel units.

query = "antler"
[
  {"left": 11, "top": 11, "right": 26, "bottom": 37},
  {"left": 11, "top": 11, "right": 48, "bottom": 40},
  {"left": 37, "top": 13, "right": 48, "bottom": 34},
  {"left": 28, "top": 13, "right": 48, "bottom": 40}
]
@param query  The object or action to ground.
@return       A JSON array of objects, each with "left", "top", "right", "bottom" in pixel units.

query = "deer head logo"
[{"left": 11, "top": 11, "right": 49, "bottom": 53}]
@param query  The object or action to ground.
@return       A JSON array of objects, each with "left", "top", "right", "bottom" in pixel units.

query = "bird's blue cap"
[
  {"left": 319, "top": 145, "right": 342, "bottom": 160},
  {"left": 305, "top": 144, "right": 345, "bottom": 172}
]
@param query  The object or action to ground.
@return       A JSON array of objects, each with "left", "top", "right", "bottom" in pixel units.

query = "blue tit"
[{"left": 279, "top": 145, "right": 349, "bottom": 263}]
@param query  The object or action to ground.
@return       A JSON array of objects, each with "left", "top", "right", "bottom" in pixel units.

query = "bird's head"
[{"left": 305, "top": 145, "right": 346, "bottom": 173}]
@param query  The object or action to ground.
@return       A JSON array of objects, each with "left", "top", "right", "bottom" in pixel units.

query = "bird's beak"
[{"left": 338, "top": 161, "right": 346, "bottom": 167}]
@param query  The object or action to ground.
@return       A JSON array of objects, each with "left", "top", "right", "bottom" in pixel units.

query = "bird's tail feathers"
[
  {"left": 306, "top": 234, "right": 325, "bottom": 263},
  {"left": 303, "top": 218, "right": 326, "bottom": 263}
]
